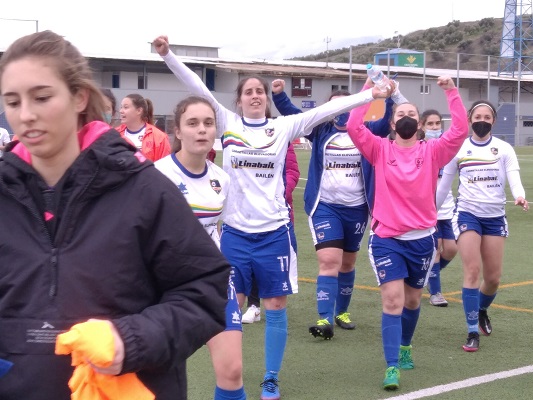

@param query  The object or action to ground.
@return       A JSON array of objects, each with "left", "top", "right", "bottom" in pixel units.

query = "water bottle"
[{"left": 366, "top": 64, "right": 390, "bottom": 92}]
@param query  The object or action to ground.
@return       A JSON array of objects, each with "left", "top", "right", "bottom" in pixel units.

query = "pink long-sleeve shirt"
[{"left": 346, "top": 88, "right": 468, "bottom": 238}]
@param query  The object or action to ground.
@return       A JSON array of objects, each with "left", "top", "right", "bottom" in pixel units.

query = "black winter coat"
[{"left": 0, "top": 123, "right": 230, "bottom": 400}]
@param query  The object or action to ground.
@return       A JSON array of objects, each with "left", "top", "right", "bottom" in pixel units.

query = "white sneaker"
[
  {"left": 241, "top": 305, "right": 261, "bottom": 324},
  {"left": 429, "top": 292, "right": 448, "bottom": 307}
]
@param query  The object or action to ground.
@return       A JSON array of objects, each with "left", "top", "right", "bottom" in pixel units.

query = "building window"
[
  {"left": 332, "top": 84, "right": 349, "bottom": 92},
  {"left": 292, "top": 77, "right": 312, "bottom": 97},
  {"left": 112, "top": 73, "right": 120, "bottom": 89},
  {"left": 420, "top": 84, "right": 430, "bottom": 94},
  {"left": 523, "top": 120, "right": 533, "bottom": 127},
  {"left": 138, "top": 73, "right": 147, "bottom": 90},
  {"left": 206, "top": 68, "right": 215, "bottom": 91}
]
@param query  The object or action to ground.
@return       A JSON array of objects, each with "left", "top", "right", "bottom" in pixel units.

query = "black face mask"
[
  {"left": 395, "top": 116, "right": 419, "bottom": 140},
  {"left": 471, "top": 121, "right": 492, "bottom": 138}
]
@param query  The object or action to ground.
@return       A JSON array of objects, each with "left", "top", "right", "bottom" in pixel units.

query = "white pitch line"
[{"left": 381, "top": 365, "right": 533, "bottom": 400}]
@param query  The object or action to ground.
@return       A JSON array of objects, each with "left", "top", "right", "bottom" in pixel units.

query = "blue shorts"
[
  {"left": 435, "top": 219, "right": 455, "bottom": 240},
  {"left": 309, "top": 202, "right": 369, "bottom": 252},
  {"left": 368, "top": 233, "right": 437, "bottom": 289},
  {"left": 452, "top": 211, "right": 508, "bottom": 239},
  {"left": 225, "top": 277, "right": 242, "bottom": 332},
  {"left": 221, "top": 223, "right": 294, "bottom": 298}
]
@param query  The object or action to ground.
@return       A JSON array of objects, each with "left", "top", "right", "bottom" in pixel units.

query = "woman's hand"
[
  {"left": 271, "top": 79, "right": 286, "bottom": 94},
  {"left": 88, "top": 319, "right": 125, "bottom": 375},
  {"left": 515, "top": 197, "right": 529, "bottom": 211},
  {"left": 437, "top": 76, "right": 455, "bottom": 90},
  {"left": 153, "top": 35, "right": 170, "bottom": 57}
]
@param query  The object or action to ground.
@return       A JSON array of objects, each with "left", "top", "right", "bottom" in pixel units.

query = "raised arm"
[
  {"left": 280, "top": 85, "right": 387, "bottom": 142},
  {"left": 272, "top": 79, "right": 302, "bottom": 116},
  {"left": 432, "top": 76, "right": 469, "bottom": 166},
  {"left": 154, "top": 35, "right": 232, "bottom": 135},
  {"left": 346, "top": 85, "right": 391, "bottom": 164}
]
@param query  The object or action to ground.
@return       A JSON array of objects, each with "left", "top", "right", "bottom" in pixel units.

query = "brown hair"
[
  {"left": 171, "top": 96, "right": 216, "bottom": 153},
  {"left": 419, "top": 109, "right": 442, "bottom": 139},
  {"left": 467, "top": 100, "right": 497, "bottom": 122},
  {"left": 101, "top": 88, "right": 117, "bottom": 116},
  {"left": 125, "top": 94, "right": 154, "bottom": 125},
  {"left": 0, "top": 30, "right": 106, "bottom": 127},
  {"left": 234, "top": 75, "right": 272, "bottom": 118},
  {"left": 328, "top": 89, "right": 351, "bottom": 101}
]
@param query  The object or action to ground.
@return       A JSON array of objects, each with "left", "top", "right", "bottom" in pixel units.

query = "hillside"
[{"left": 291, "top": 17, "right": 508, "bottom": 71}]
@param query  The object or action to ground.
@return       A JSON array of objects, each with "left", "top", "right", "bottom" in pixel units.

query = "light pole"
[
  {"left": 324, "top": 37, "right": 331, "bottom": 68},
  {"left": 0, "top": 17, "right": 39, "bottom": 32}
]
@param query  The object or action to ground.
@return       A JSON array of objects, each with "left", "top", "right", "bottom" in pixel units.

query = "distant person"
[
  {"left": 420, "top": 109, "right": 458, "bottom": 307},
  {"left": 154, "top": 34, "right": 385, "bottom": 400},
  {"left": 436, "top": 100, "right": 529, "bottom": 352},
  {"left": 116, "top": 93, "right": 171, "bottom": 161},
  {"left": 101, "top": 88, "right": 117, "bottom": 126},
  {"left": 0, "top": 30, "right": 230, "bottom": 400},
  {"left": 347, "top": 76, "right": 468, "bottom": 391},
  {"left": 0, "top": 127, "right": 10, "bottom": 157},
  {"left": 155, "top": 96, "right": 246, "bottom": 400}
]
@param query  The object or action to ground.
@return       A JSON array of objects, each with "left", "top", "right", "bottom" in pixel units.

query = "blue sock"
[
  {"left": 214, "top": 386, "right": 246, "bottom": 400},
  {"left": 335, "top": 270, "right": 355, "bottom": 316},
  {"left": 462, "top": 287, "right": 480, "bottom": 333},
  {"left": 479, "top": 291, "right": 496, "bottom": 310},
  {"left": 0, "top": 358, "right": 13, "bottom": 378},
  {"left": 440, "top": 257, "right": 451, "bottom": 270},
  {"left": 382, "top": 313, "right": 401, "bottom": 368},
  {"left": 401, "top": 307, "right": 420, "bottom": 346},
  {"left": 264, "top": 308, "right": 287, "bottom": 378},
  {"left": 316, "top": 275, "right": 338, "bottom": 324},
  {"left": 428, "top": 261, "right": 441, "bottom": 295}
]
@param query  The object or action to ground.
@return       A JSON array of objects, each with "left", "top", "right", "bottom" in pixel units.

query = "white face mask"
[{"left": 425, "top": 129, "right": 442, "bottom": 139}]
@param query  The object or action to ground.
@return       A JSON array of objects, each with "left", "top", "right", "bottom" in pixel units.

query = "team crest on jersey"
[
  {"left": 139, "top": 135, "right": 144, "bottom": 142},
  {"left": 460, "top": 224, "right": 468, "bottom": 232},
  {"left": 491, "top": 147, "right": 498, "bottom": 155},
  {"left": 467, "top": 150, "right": 472, "bottom": 156},
  {"left": 231, "top": 156, "right": 238, "bottom": 168},
  {"left": 378, "top": 270, "right": 386, "bottom": 279},
  {"left": 265, "top": 128, "right": 275, "bottom": 137},
  {"left": 210, "top": 179, "right": 222, "bottom": 194},
  {"left": 415, "top": 158, "right": 423, "bottom": 169}
]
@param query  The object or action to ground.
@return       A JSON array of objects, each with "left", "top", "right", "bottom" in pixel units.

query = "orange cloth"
[{"left": 55, "top": 320, "right": 154, "bottom": 400}]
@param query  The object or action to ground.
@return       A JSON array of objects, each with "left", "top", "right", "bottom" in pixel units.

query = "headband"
[{"left": 468, "top": 102, "right": 496, "bottom": 117}]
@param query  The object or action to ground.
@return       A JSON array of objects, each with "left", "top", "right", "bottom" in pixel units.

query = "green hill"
[{"left": 291, "top": 17, "right": 509, "bottom": 71}]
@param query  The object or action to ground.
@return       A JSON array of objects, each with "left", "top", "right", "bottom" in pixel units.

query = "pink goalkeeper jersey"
[{"left": 347, "top": 88, "right": 468, "bottom": 238}]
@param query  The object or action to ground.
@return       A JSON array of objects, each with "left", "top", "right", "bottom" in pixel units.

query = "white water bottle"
[{"left": 366, "top": 64, "right": 390, "bottom": 92}]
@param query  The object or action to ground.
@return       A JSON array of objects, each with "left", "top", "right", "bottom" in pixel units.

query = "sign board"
[
  {"left": 398, "top": 53, "right": 424, "bottom": 68},
  {"left": 301, "top": 100, "right": 316, "bottom": 109}
]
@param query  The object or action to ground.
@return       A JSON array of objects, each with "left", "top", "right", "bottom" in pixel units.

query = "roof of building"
[
  {"left": 375, "top": 48, "right": 425, "bottom": 55},
  {"left": 3, "top": 46, "right": 532, "bottom": 83}
]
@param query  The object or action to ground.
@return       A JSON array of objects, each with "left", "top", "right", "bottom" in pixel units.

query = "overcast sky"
[{"left": 0, "top": 1, "right": 508, "bottom": 60}]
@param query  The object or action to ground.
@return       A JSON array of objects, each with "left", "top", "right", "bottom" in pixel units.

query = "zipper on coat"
[{"left": 49, "top": 248, "right": 58, "bottom": 297}]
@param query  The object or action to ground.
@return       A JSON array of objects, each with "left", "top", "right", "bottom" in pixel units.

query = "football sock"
[
  {"left": 479, "top": 291, "right": 496, "bottom": 310},
  {"left": 214, "top": 386, "right": 246, "bottom": 400},
  {"left": 462, "top": 287, "right": 480, "bottom": 333},
  {"left": 440, "top": 257, "right": 451, "bottom": 270},
  {"left": 335, "top": 269, "right": 355, "bottom": 315},
  {"left": 428, "top": 261, "right": 441, "bottom": 295},
  {"left": 382, "top": 313, "right": 401, "bottom": 367},
  {"left": 265, "top": 308, "right": 287, "bottom": 376},
  {"left": 401, "top": 306, "right": 420, "bottom": 346},
  {"left": 316, "top": 275, "right": 338, "bottom": 324}
]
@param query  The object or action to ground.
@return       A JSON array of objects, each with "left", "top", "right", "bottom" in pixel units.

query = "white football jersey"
[
  {"left": 443, "top": 136, "right": 520, "bottom": 217},
  {"left": 155, "top": 154, "right": 230, "bottom": 247}
]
